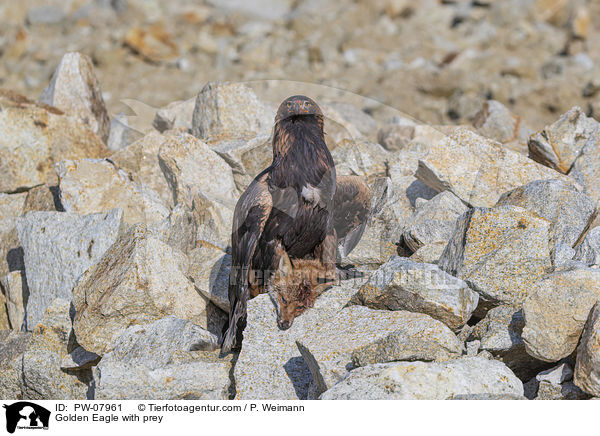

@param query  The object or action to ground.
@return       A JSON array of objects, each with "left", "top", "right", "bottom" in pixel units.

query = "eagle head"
[{"left": 275, "top": 95, "right": 322, "bottom": 123}]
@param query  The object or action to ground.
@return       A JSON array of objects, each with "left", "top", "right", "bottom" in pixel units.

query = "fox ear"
[{"left": 278, "top": 251, "right": 293, "bottom": 278}]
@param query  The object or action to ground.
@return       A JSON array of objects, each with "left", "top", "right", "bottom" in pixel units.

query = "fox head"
[{"left": 268, "top": 250, "right": 336, "bottom": 330}]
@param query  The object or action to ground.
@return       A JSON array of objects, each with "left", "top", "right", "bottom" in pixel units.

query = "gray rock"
[
  {"left": 536, "top": 363, "right": 573, "bottom": 385},
  {"left": 0, "top": 89, "right": 110, "bottom": 193},
  {"left": 234, "top": 285, "right": 356, "bottom": 400},
  {"left": 0, "top": 331, "right": 31, "bottom": 399},
  {"left": 211, "top": 134, "right": 271, "bottom": 192},
  {"left": 416, "top": 128, "right": 576, "bottom": 208},
  {"left": 297, "top": 306, "right": 463, "bottom": 396},
  {"left": 341, "top": 177, "right": 414, "bottom": 268},
  {"left": 22, "top": 299, "right": 91, "bottom": 400},
  {"left": 191, "top": 81, "right": 273, "bottom": 142},
  {"left": 39, "top": 52, "right": 110, "bottom": 142},
  {"left": 469, "top": 305, "right": 546, "bottom": 380},
  {"left": 574, "top": 227, "right": 600, "bottom": 266},
  {"left": 153, "top": 97, "right": 195, "bottom": 133},
  {"left": 522, "top": 267, "right": 600, "bottom": 362},
  {"left": 528, "top": 106, "right": 599, "bottom": 174},
  {"left": 352, "top": 256, "right": 478, "bottom": 329},
  {"left": 409, "top": 241, "right": 447, "bottom": 264},
  {"left": 110, "top": 130, "right": 173, "bottom": 208},
  {"left": 574, "top": 301, "right": 600, "bottom": 396},
  {"left": 331, "top": 139, "right": 389, "bottom": 182},
  {"left": 1, "top": 271, "right": 27, "bottom": 330},
  {"left": 377, "top": 124, "right": 415, "bottom": 152},
  {"left": 95, "top": 317, "right": 228, "bottom": 400},
  {"left": 403, "top": 191, "right": 468, "bottom": 251},
  {"left": 472, "top": 100, "right": 532, "bottom": 153},
  {"left": 187, "top": 245, "right": 230, "bottom": 312},
  {"left": 16, "top": 209, "right": 124, "bottom": 330},
  {"left": 57, "top": 159, "right": 169, "bottom": 226},
  {"left": 496, "top": 179, "right": 596, "bottom": 253},
  {"left": 72, "top": 224, "right": 210, "bottom": 356},
  {"left": 106, "top": 112, "right": 143, "bottom": 152},
  {"left": 533, "top": 380, "right": 590, "bottom": 400},
  {"left": 439, "top": 206, "right": 553, "bottom": 310},
  {"left": 320, "top": 357, "right": 523, "bottom": 400}
]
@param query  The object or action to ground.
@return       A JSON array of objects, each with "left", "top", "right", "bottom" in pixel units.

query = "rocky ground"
[{"left": 1, "top": 0, "right": 600, "bottom": 400}]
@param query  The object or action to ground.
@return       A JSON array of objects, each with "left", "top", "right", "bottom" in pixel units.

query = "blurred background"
[{"left": 1, "top": 0, "right": 599, "bottom": 130}]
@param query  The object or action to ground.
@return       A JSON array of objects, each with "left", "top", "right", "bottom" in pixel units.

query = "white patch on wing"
[{"left": 301, "top": 184, "right": 321, "bottom": 205}]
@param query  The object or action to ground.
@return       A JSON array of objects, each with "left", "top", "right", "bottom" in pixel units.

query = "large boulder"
[
  {"left": 22, "top": 299, "right": 91, "bottom": 400},
  {"left": 320, "top": 357, "right": 523, "bottom": 400},
  {"left": 110, "top": 130, "right": 174, "bottom": 208},
  {"left": 402, "top": 190, "right": 468, "bottom": 251},
  {"left": 39, "top": 52, "right": 110, "bottom": 142},
  {"left": 468, "top": 305, "right": 547, "bottom": 380},
  {"left": 191, "top": 82, "right": 273, "bottom": 142},
  {"left": 331, "top": 139, "right": 390, "bottom": 183},
  {"left": 472, "top": 100, "right": 532, "bottom": 154},
  {"left": 496, "top": 179, "right": 596, "bottom": 252},
  {"left": 16, "top": 209, "right": 124, "bottom": 329},
  {"left": 352, "top": 256, "right": 478, "bottom": 329},
  {"left": 0, "top": 88, "right": 109, "bottom": 193},
  {"left": 0, "top": 331, "right": 31, "bottom": 399},
  {"left": 439, "top": 206, "right": 553, "bottom": 311},
  {"left": 297, "top": 305, "right": 463, "bottom": 396},
  {"left": 72, "top": 224, "right": 210, "bottom": 356},
  {"left": 416, "top": 128, "right": 576, "bottom": 208},
  {"left": 234, "top": 285, "right": 356, "bottom": 400},
  {"left": 57, "top": 159, "right": 169, "bottom": 226},
  {"left": 95, "top": 316, "right": 227, "bottom": 400},
  {"left": 522, "top": 267, "right": 600, "bottom": 362},
  {"left": 574, "top": 302, "right": 600, "bottom": 396},
  {"left": 210, "top": 134, "right": 271, "bottom": 192}
]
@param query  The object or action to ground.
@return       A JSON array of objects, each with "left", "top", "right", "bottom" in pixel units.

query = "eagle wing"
[
  {"left": 222, "top": 172, "right": 272, "bottom": 353},
  {"left": 332, "top": 175, "right": 371, "bottom": 257}
]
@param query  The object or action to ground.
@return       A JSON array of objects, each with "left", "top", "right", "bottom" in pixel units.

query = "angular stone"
[
  {"left": 536, "top": 362, "right": 573, "bottom": 385},
  {"left": 409, "top": 241, "right": 447, "bottom": 264},
  {"left": 57, "top": 159, "right": 169, "bottom": 226},
  {"left": 1, "top": 271, "right": 27, "bottom": 330},
  {"left": 60, "top": 346, "right": 101, "bottom": 371},
  {"left": 353, "top": 256, "right": 478, "bottom": 330},
  {"left": 322, "top": 101, "right": 377, "bottom": 145},
  {"left": 16, "top": 209, "right": 124, "bottom": 330},
  {"left": 575, "top": 227, "right": 600, "bottom": 266},
  {"left": 22, "top": 299, "right": 91, "bottom": 400},
  {"left": 377, "top": 124, "right": 415, "bottom": 152},
  {"left": 0, "top": 193, "right": 28, "bottom": 277},
  {"left": 22, "top": 184, "right": 60, "bottom": 212},
  {"left": 534, "top": 380, "right": 590, "bottom": 400},
  {"left": 0, "top": 331, "right": 31, "bottom": 399},
  {"left": 297, "top": 305, "right": 463, "bottom": 396},
  {"left": 528, "top": 107, "right": 599, "bottom": 174},
  {"left": 472, "top": 100, "right": 532, "bottom": 153},
  {"left": 153, "top": 97, "right": 195, "bottom": 133},
  {"left": 234, "top": 285, "right": 356, "bottom": 400},
  {"left": 0, "top": 292, "right": 9, "bottom": 330},
  {"left": 157, "top": 132, "right": 237, "bottom": 206},
  {"left": 72, "top": 224, "right": 210, "bottom": 355},
  {"left": 574, "top": 302, "right": 600, "bottom": 396},
  {"left": 416, "top": 128, "right": 576, "bottom": 207},
  {"left": 320, "top": 357, "right": 523, "bottom": 400},
  {"left": 39, "top": 52, "right": 110, "bottom": 142},
  {"left": 110, "top": 130, "right": 174, "bottom": 208},
  {"left": 522, "top": 267, "right": 600, "bottom": 362},
  {"left": 496, "top": 179, "right": 597, "bottom": 251},
  {"left": 331, "top": 139, "right": 390, "bottom": 183},
  {"left": 0, "top": 88, "right": 109, "bottom": 193},
  {"left": 187, "top": 245, "right": 230, "bottom": 312},
  {"left": 439, "top": 206, "right": 553, "bottom": 310},
  {"left": 403, "top": 191, "right": 468, "bottom": 251},
  {"left": 469, "top": 305, "right": 547, "bottom": 380},
  {"left": 149, "top": 203, "right": 197, "bottom": 254},
  {"left": 210, "top": 134, "right": 271, "bottom": 192},
  {"left": 342, "top": 178, "right": 414, "bottom": 268},
  {"left": 192, "top": 82, "right": 273, "bottom": 142}
]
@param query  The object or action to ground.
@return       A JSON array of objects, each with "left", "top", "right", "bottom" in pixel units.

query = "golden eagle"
[{"left": 221, "top": 95, "right": 370, "bottom": 352}]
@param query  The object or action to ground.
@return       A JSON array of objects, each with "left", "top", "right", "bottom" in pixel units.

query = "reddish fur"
[{"left": 268, "top": 257, "right": 336, "bottom": 329}]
